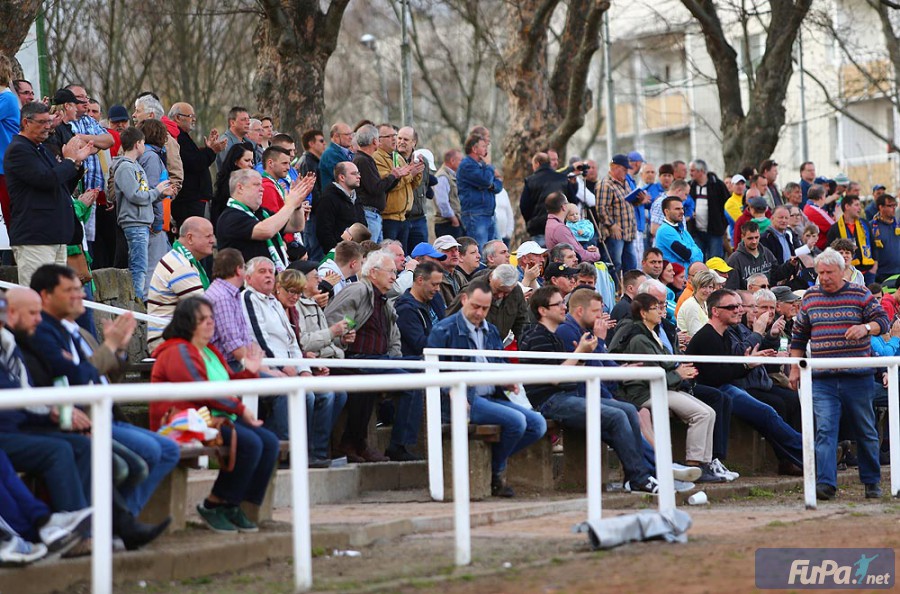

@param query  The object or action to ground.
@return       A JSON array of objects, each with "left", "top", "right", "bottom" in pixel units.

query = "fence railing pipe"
[
  {"left": 91, "top": 397, "right": 114, "bottom": 594},
  {"left": 586, "top": 377, "right": 603, "bottom": 524},
  {"left": 888, "top": 365, "right": 899, "bottom": 498},
  {"left": 451, "top": 381, "right": 471, "bottom": 566},
  {"left": 650, "top": 376, "right": 676, "bottom": 515},
  {"left": 288, "top": 388, "right": 312, "bottom": 592},
  {"left": 798, "top": 365, "right": 817, "bottom": 509},
  {"left": 424, "top": 354, "right": 444, "bottom": 502}
]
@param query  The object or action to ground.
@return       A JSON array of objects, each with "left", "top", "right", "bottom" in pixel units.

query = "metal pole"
[
  {"left": 798, "top": 365, "right": 817, "bottom": 509},
  {"left": 425, "top": 354, "right": 444, "bottom": 501},
  {"left": 373, "top": 51, "right": 391, "bottom": 123},
  {"left": 289, "top": 388, "right": 312, "bottom": 592},
  {"left": 603, "top": 11, "right": 616, "bottom": 159},
  {"left": 399, "top": 0, "right": 414, "bottom": 126},
  {"left": 650, "top": 377, "right": 676, "bottom": 515},
  {"left": 450, "top": 382, "right": 470, "bottom": 566},
  {"left": 91, "top": 397, "right": 113, "bottom": 594},
  {"left": 798, "top": 31, "right": 809, "bottom": 163},
  {"left": 888, "top": 364, "right": 900, "bottom": 497},
  {"left": 586, "top": 378, "right": 603, "bottom": 523}
]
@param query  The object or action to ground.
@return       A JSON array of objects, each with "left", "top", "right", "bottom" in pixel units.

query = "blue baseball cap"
[
  {"left": 611, "top": 154, "right": 630, "bottom": 168},
  {"left": 108, "top": 104, "right": 130, "bottom": 122},
  {"left": 873, "top": 184, "right": 886, "bottom": 191},
  {"left": 627, "top": 151, "right": 644, "bottom": 163},
  {"left": 410, "top": 242, "right": 447, "bottom": 260}
]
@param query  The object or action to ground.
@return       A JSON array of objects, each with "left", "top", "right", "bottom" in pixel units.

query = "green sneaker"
[
  {"left": 222, "top": 506, "right": 259, "bottom": 533},
  {"left": 196, "top": 503, "right": 237, "bottom": 533}
]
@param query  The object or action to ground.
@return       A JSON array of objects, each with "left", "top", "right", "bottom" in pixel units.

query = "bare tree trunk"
[
  {"left": 682, "top": 0, "right": 812, "bottom": 173},
  {"left": 495, "top": 0, "right": 609, "bottom": 241},
  {"left": 254, "top": 0, "right": 351, "bottom": 137},
  {"left": 0, "top": 0, "right": 41, "bottom": 72}
]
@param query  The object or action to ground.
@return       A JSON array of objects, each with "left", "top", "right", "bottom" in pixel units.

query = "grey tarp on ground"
[{"left": 574, "top": 509, "right": 692, "bottom": 550}]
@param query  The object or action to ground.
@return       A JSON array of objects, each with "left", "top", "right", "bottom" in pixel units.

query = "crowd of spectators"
[{"left": 0, "top": 56, "right": 896, "bottom": 565}]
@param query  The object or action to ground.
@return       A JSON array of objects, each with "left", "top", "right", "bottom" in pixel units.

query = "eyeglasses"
[
  {"left": 715, "top": 304, "right": 743, "bottom": 311},
  {"left": 755, "top": 284, "right": 770, "bottom": 289},
  {"left": 379, "top": 134, "right": 397, "bottom": 139},
  {"left": 176, "top": 113, "right": 196, "bottom": 120},
  {"left": 546, "top": 300, "right": 566, "bottom": 308},
  {"left": 375, "top": 267, "right": 397, "bottom": 277}
]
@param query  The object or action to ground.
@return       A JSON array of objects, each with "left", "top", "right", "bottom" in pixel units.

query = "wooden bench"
[
  {"left": 437, "top": 424, "right": 501, "bottom": 501},
  {"left": 141, "top": 441, "right": 290, "bottom": 531}
]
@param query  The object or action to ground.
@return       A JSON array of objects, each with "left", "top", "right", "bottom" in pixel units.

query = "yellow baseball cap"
[{"left": 705, "top": 257, "right": 733, "bottom": 273}]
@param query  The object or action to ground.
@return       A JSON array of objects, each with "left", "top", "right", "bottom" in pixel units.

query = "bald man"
[
  {"left": 168, "top": 102, "right": 227, "bottom": 225},
  {"left": 146, "top": 217, "right": 216, "bottom": 348}
]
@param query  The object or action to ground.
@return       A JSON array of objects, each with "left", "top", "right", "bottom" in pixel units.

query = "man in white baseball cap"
[
  {"left": 516, "top": 240, "right": 547, "bottom": 290},
  {"left": 433, "top": 234, "right": 462, "bottom": 304}
]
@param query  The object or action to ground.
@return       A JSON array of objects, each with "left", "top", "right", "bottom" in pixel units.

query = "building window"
[{"left": 737, "top": 33, "right": 765, "bottom": 77}]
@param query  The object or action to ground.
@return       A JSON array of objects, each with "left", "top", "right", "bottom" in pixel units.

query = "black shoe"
[
  {"left": 881, "top": 450, "right": 890, "bottom": 466},
  {"left": 865, "top": 483, "right": 883, "bottom": 499},
  {"left": 491, "top": 474, "right": 515, "bottom": 498},
  {"left": 694, "top": 463, "right": 726, "bottom": 483},
  {"left": 308, "top": 458, "right": 331, "bottom": 469},
  {"left": 384, "top": 445, "right": 422, "bottom": 462},
  {"left": 816, "top": 483, "right": 836, "bottom": 501},
  {"left": 119, "top": 516, "right": 171, "bottom": 551}
]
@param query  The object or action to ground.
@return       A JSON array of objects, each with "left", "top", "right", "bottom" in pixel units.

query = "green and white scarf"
[
  {"left": 172, "top": 240, "right": 210, "bottom": 289},
  {"left": 226, "top": 197, "right": 289, "bottom": 272}
]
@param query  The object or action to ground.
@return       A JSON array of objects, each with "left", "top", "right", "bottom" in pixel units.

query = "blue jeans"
[
  {"left": 0, "top": 449, "right": 52, "bottom": 542},
  {"left": 123, "top": 225, "right": 150, "bottom": 301},
  {"left": 111, "top": 421, "right": 180, "bottom": 516},
  {"left": 604, "top": 238, "right": 638, "bottom": 273},
  {"left": 383, "top": 219, "right": 410, "bottom": 250},
  {"left": 462, "top": 214, "right": 496, "bottom": 249},
  {"left": 539, "top": 392, "right": 653, "bottom": 486},
  {"left": 364, "top": 209, "right": 383, "bottom": 243},
  {"left": 303, "top": 215, "right": 325, "bottom": 263},
  {"left": 263, "top": 392, "right": 344, "bottom": 460},
  {"left": 694, "top": 230, "right": 724, "bottom": 260},
  {"left": 468, "top": 395, "right": 546, "bottom": 474},
  {"left": 146, "top": 230, "right": 171, "bottom": 298},
  {"left": 0, "top": 431, "right": 91, "bottom": 512},
  {"left": 406, "top": 217, "right": 429, "bottom": 254},
  {"left": 718, "top": 383, "right": 803, "bottom": 467},
  {"left": 812, "top": 374, "right": 881, "bottom": 488},
  {"left": 212, "top": 420, "right": 280, "bottom": 506}
]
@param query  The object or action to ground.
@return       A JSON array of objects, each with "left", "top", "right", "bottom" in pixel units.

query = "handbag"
[
  {"left": 159, "top": 407, "right": 238, "bottom": 472},
  {"left": 67, "top": 252, "right": 92, "bottom": 284}
]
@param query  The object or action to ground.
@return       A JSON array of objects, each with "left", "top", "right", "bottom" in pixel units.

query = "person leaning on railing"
[{"left": 150, "top": 296, "right": 278, "bottom": 534}]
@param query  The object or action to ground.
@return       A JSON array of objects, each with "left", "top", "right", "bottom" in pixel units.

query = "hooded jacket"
[
  {"left": 111, "top": 156, "right": 159, "bottom": 227},
  {"left": 724, "top": 242, "right": 781, "bottom": 291},
  {"left": 149, "top": 338, "right": 256, "bottom": 430}
]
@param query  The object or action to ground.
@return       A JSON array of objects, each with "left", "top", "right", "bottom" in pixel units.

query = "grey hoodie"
[{"left": 111, "top": 156, "right": 159, "bottom": 228}]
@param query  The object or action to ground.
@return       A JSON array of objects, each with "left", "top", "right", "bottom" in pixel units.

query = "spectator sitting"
[
  {"left": 428, "top": 280, "right": 546, "bottom": 497},
  {"left": 610, "top": 270, "right": 648, "bottom": 324},
  {"left": 395, "top": 261, "right": 446, "bottom": 357},
  {"left": 453, "top": 236, "right": 484, "bottom": 289},
  {"left": 211, "top": 142, "right": 254, "bottom": 227},
  {"left": 274, "top": 269, "right": 346, "bottom": 468},
  {"left": 318, "top": 240, "right": 364, "bottom": 297},
  {"left": 433, "top": 235, "right": 463, "bottom": 305},
  {"left": 514, "top": 240, "right": 546, "bottom": 291},
  {"left": 676, "top": 270, "right": 720, "bottom": 338},
  {"left": 674, "top": 261, "right": 709, "bottom": 315},
  {"left": 446, "top": 264, "right": 531, "bottom": 346},
  {"left": 543, "top": 262, "right": 579, "bottom": 302},
  {"left": 151, "top": 297, "right": 278, "bottom": 533},
  {"left": 321, "top": 222, "right": 371, "bottom": 262},
  {"left": 325, "top": 249, "right": 425, "bottom": 462}
]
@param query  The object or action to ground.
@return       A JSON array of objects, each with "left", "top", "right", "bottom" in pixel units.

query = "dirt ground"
[{"left": 99, "top": 483, "right": 900, "bottom": 594}]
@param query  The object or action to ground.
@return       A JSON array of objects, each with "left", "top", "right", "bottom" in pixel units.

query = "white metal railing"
[
  {"left": 0, "top": 280, "right": 168, "bottom": 326},
  {"left": 421, "top": 348, "right": 900, "bottom": 510},
  {"left": 0, "top": 365, "right": 663, "bottom": 594}
]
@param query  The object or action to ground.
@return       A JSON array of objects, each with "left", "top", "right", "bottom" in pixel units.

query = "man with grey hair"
[
  {"left": 215, "top": 106, "right": 252, "bottom": 170},
  {"left": 482, "top": 239, "right": 511, "bottom": 269},
  {"left": 447, "top": 263, "right": 531, "bottom": 343},
  {"left": 746, "top": 273, "right": 769, "bottom": 294},
  {"left": 215, "top": 168, "right": 314, "bottom": 270},
  {"left": 433, "top": 149, "right": 463, "bottom": 239},
  {"left": 247, "top": 118, "right": 265, "bottom": 163},
  {"left": 687, "top": 158, "right": 729, "bottom": 259},
  {"left": 132, "top": 93, "right": 183, "bottom": 191},
  {"left": 325, "top": 249, "right": 424, "bottom": 462},
  {"left": 789, "top": 248, "right": 889, "bottom": 500},
  {"left": 353, "top": 124, "right": 410, "bottom": 243}
]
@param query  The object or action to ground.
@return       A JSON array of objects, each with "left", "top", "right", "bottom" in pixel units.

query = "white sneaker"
[
  {"left": 673, "top": 479, "right": 696, "bottom": 493},
  {"left": 0, "top": 536, "right": 47, "bottom": 566},
  {"left": 40, "top": 508, "right": 92, "bottom": 550},
  {"left": 709, "top": 458, "right": 739, "bottom": 481},
  {"left": 672, "top": 465, "right": 703, "bottom": 482},
  {"left": 38, "top": 524, "right": 81, "bottom": 557}
]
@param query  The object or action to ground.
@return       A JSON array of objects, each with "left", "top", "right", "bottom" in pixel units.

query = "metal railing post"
[
  {"left": 243, "top": 395, "right": 259, "bottom": 418},
  {"left": 888, "top": 364, "right": 899, "bottom": 498},
  {"left": 424, "top": 353, "right": 444, "bottom": 501},
  {"left": 586, "top": 377, "right": 603, "bottom": 523},
  {"left": 450, "top": 381, "right": 470, "bottom": 566},
  {"left": 798, "top": 363, "right": 817, "bottom": 509},
  {"left": 288, "top": 387, "right": 312, "bottom": 592},
  {"left": 91, "top": 397, "right": 113, "bottom": 594},
  {"left": 650, "top": 377, "right": 676, "bottom": 515}
]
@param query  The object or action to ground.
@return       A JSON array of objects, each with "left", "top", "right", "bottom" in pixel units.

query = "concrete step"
[{"left": 187, "top": 460, "right": 429, "bottom": 507}]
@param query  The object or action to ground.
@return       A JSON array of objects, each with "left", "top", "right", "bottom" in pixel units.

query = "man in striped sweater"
[
  {"left": 789, "top": 248, "right": 889, "bottom": 501},
  {"left": 146, "top": 217, "right": 214, "bottom": 349}
]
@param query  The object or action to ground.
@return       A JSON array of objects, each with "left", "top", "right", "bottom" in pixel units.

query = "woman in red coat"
[{"left": 151, "top": 297, "right": 278, "bottom": 534}]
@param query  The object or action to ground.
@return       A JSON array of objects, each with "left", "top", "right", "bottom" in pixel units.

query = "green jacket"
[{"left": 608, "top": 320, "right": 684, "bottom": 406}]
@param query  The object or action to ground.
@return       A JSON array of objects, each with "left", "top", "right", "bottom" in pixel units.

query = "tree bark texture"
[
  {"left": 682, "top": 0, "right": 812, "bottom": 174},
  {"left": 254, "top": 0, "right": 351, "bottom": 137},
  {"left": 495, "top": 0, "right": 609, "bottom": 241},
  {"left": 0, "top": 0, "right": 41, "bottom": 72}
]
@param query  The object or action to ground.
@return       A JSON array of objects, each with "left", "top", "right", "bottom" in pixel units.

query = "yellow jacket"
[{"left": 374, "top": 149, "right": 422, "bottom": 221}]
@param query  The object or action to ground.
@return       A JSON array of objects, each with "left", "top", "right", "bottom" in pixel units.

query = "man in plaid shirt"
[{"left": 597, "top": 154, "right": 644, "bottom": 273}]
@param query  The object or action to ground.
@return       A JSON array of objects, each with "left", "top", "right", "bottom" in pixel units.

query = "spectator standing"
[
  {"left": 788, "top": 248, "right": 889, "bottom": 500},
  {"left": 871, "top": 193, "right": 900, "bottom": 282},
  {"left": 168, "top": 102, "right": 227, "bottom": 228},
  {"left": 375, "top": 125, "right": 424, "bottom": 248},
  {"left": 353, "top": 124, "right": 405, "bottom": 243},
  {"left": 4, "top": 102, "right": 92, "bottom": 286},
  {"left": 544, "top": 192, "right": 600, "bottom": 262},
  {"left": 687, "top": 159, "right": 729, "bottom": 259},
  {"left": 726, "top": 222, "right": 786, "bottom": 291},
  {"left": 803, "top": 184, "right": 834, "bottom": 250},
  {"left": 826, "top": 194, "right": 876, "bottom": 280},
  {"left": 654, "top": 196, "right": 704, "bottom": 269},
  {"left": 457, "top": 133, "right": 502, "bottom": 247},
  {"left": 0, "top": 57, "right": 20, "bottom": 230},
  {"left": 597, "top": 154, "right": 640, "bottom": 273},
  {"left": 520, "top": 152, "right": 570, "bottom": 242},
  {"left": 215, "top": 106, "right": 252, "bottom": 170},
  {"left": 316, "top": 162, "right": 365, "bottom": 253},
  {"left": 433, "top": 149, "right": 463, "bottom": 239}
]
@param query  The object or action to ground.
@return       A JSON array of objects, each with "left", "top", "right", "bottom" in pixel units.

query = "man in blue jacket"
[
  {"left": 654, "top": 196, "right": 704, "bottom": 268},
  {"left": 394, "top": 261, "right": 446, "bottom": 357},
  {"left": 426, "top": 280, "right": 546, "bottom": 497},
  {"left": 457, "top": 133, "right": 502, "bottom": 248}
]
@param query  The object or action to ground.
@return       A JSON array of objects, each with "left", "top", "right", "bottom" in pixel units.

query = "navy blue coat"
[
  {"left": 394, "top": 289, "right": 446, "bottom": 357},
  {"left": 31, "top": 313, "right": 101, "bottom": 386}
]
